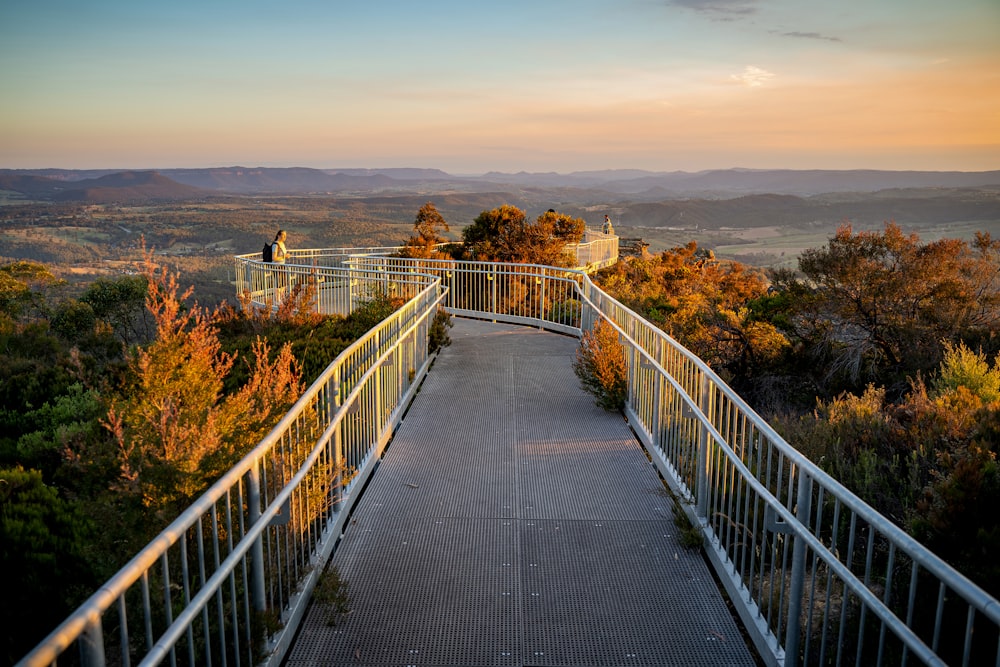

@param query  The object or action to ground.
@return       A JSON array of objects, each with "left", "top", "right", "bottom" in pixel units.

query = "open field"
[
  {"left": 2, "top": 189, "right": 999, "bottom": 303},
  {"left": 620, "top": 218, "right": 1000, "bottom": 270}
]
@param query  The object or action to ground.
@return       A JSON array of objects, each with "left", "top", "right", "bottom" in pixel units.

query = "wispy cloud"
[
  {"left": 731, "top": 65, "right": 775, "bottom": 87},
  {"left": 779, "top": 30, "right": 842, "bottom": 42},
  {"left": 668, "top": 0, "right": 757, "bottom": 17}
]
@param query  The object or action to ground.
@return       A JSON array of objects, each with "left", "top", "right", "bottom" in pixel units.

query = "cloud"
[
  {"left": 731, "top": 65, "right": 775, "bottom": 87},
  {"left": 668, "top": 0, "right": 757, "bottom": 17},
  {"left": 779, "top": 30, "right": 842, "bottom": 42}
]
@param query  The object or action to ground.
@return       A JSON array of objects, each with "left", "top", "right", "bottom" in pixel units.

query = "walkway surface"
[{"left": 285, "top": 319, "right": 756, "bottom": 667}]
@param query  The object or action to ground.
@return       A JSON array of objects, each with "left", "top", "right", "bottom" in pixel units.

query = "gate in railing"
[{"left": 20, "top": 245, "right": 1000, "bottom": 667}]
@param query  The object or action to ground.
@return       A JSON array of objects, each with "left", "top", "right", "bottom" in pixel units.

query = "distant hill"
[
  {"left": 474, "top": 168, "right": 1000, "bottom": 196},
  {"left": 620, "top": 189, "right": 1000, "bottom": 230},
  {"left": 602, "top": 168, "right": 1000, "bottom": 196},
  {"left": 160, "top": 166, "right": 400, "bottom": 193},
  {"left": 51, "top": 171, "right": 207, "bottom": 202},
  {"left": 0, "top": 173, "right": 71, "bottom": 196},
  {"left": 323, "top": 167, "right": 452, "bottom": 180},
  {"left": 2, "top": 166, "right": 998, "bottom": 199},
  {"left": 0, "top": 170, "right": 206, "bottom": 202}
]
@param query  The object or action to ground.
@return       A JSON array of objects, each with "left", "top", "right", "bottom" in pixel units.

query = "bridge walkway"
[{"left": 284, "top": 318, "right": 756, "bottom": 667}]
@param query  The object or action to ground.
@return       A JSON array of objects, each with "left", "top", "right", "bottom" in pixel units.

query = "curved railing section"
[
  {"left": 348, "top": 254, "right": 1000, "bottom": 667},
  {"left": 19, "top": 267, "right": 447, "bottom": 667}
]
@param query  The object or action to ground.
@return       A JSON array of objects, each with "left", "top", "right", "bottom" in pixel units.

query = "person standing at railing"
[
  {"left": 272, "top": 229, "right": 289, "bottom": 298},
  {"left": 272, "top": 229, "right": 288, "bottom": 263},
  {"left": 602, "top": 214, "right": 614, "bottom": 235}
]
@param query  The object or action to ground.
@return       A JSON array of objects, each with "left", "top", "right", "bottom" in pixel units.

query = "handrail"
[
  {"left": 18, "top": 266, "right": 447, "bottom": 667},
  {"left": 21, "top": 240, "right": 1000, "bottom": 667},
  {"left": 347, "top": 254, "right": 1000, "bottom": 667}
]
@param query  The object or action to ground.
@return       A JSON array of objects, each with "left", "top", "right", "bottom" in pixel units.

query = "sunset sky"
[{"left": 1, "top": 0, "right": 998, "bottom": 174}]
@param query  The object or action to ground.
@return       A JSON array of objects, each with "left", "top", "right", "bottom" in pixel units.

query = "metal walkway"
[{"left": 285, "top": 318, "right": 756, "bottom": 667}]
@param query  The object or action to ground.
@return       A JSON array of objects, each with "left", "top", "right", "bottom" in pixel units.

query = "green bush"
[
  {"left": 0, "top": 467, "right": 96, "bottom": 663},
  {"left": 428, "top": 307, "right": 452, "bottom": 354},
  {"left": 934, "top": 341, "right": 1000, "bottom": 403}
]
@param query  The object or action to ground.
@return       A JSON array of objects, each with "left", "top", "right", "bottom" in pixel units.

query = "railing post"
[
  {"left": 539, "top": 276, "right": 546, "bottom": 325},
  {"left": 627, "top": 343, "right": 637, "bottom": 407},
  {"left": 246, "top": 461, "right": 267, "bottom": 613},
  {"left": 490, "top": 271, "right": 497, "bottom": 319},
  {"left": 783, "top": 468, "right": 811, "bottom": 667},
  {"left": 330, "top": 368, "right": 344, "bottom": 513},
  {"left": 650, "top": 365, "right": 661, "bottom": 447},
  {"left": 695, "top": 371, "right": 711, "bottom": 520},
  {"left": 79, "top": 611, "right": 106, "bottom": 667}
]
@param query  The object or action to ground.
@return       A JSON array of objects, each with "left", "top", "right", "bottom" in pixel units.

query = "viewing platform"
[
  {"left": 19, "top": 245, "right": 1000, "bottom": 667},
  {"left": 285, "top": 318, "right": 755, "bottom": 666}
]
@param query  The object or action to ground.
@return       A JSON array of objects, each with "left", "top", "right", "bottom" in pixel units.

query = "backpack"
[{"left": 262, "top": 241, "right": 273, "bottom": 262}]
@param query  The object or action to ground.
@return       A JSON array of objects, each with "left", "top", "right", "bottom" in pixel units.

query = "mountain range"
[{"left": 1, "top": 166, "right": 999, "bottom": 202}]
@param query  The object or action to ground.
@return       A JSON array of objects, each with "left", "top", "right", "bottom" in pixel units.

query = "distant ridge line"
[{"left": 1, "top": 166, "right": 998, "bottom": 199}]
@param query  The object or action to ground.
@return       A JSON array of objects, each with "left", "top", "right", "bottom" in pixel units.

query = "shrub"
[
  {"left": 0, "top": 467, "right": 96, "bottom": 663},
  {"left": 933, "top": 341, "right": 1000, "bottom": 403},
  {"left": 313, "top": 565, "right": 351, "bottom": 626},
  {"left": 573, "top": 318, "right": 628, "bottom": 411},
  {"left": 428, "top": 307, "right": 452, "bottom": 353}
]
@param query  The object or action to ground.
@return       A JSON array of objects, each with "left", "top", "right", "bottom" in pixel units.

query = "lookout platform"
[{"left": 284, "top": 318, "right": 755, "bottom": 667}]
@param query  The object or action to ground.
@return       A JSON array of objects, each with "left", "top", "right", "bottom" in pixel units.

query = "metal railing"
[
  {"left": 346, "top": 255, "right": 1000, "bottom": 667},
  {"left": 22, "top": 240, "right": 1000, "bottom": 667},
  {"left": 574, "top": 229, "right": 620, "bottom": 271},
  {"left": 233, "top": 256, "right": 436, "bottom": 316},
  {"left": 571, "top": 278, "right": 1000, "bottom": 667},
  {"left": 19, "top": 268, "right": 447, "bottom": 667}
]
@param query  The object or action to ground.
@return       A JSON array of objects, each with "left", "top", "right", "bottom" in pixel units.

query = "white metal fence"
[
  {"left": 19, "top": 269, "right": 447, "bottom": 667},
  {"left": 21, "top": 243, "right": 1000, "bottom": 667},
  {"left": 349, "top": 254, "right": 1000, "bottom": 667}
]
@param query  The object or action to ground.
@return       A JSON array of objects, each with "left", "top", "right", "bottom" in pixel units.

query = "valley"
[{"left": 2, "top": 167, "right": 999, "bottom": 304}]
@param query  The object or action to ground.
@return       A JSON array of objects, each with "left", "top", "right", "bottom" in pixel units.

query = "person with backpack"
[
  {"left": 271, "top": 229, "right": 288, "bottom": 263},
  {"left": 262, "top": 229, "right": 290, "bottom": 298}
]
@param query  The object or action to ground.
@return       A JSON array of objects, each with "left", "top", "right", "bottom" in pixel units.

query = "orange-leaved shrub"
[
  {"left": 106, "top": 253, "right": 302, "bottom": 515},
  {"left": 573, "top": 318, "right": 628, "bottom": 411}
]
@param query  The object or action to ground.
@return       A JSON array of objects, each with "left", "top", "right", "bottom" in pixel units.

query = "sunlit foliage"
[
  {"left": 461, "top": 205, "right": 585, "bottom": 266},
  {"left": 593, "top": 241, "right": 788, "bottom": 383},
  {"left": 401, "top": 201, "right": 451, "bottom": 259},
  {"left": 795, "top": 222, "right": 1000, "bottom": 390},
  {"left": 106, "top": 253, "right": 302, "bottom": 513},
  {"left": 573, "top": 318, "right": 629, "bottom": 411}
]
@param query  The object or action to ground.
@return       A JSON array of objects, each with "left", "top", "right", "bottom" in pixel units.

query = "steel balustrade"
[
  {"left": 18, "top": 269, "right": 447, "bottom": 667},
  {"left": 568, "top": 271, "right": 1000, "bottom": 667},
  {"left": 20, "top": 231, "right": 1000, "bottom": 667},
  {"left": 342, "top": 253, "right": 1000, "bottom": 667}
]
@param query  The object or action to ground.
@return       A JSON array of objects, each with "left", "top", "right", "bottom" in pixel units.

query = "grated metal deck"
[{"left": 285, "top": 319, "right": 756, "bottom": 667}]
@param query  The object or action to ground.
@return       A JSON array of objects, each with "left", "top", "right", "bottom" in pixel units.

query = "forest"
[{"left": 1, "top": 197, "right": 999, "bottom": 662}]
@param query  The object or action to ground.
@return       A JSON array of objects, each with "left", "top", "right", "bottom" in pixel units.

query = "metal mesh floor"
[{"left": 284, "top": 319, "right": 756, "bottom": 666}]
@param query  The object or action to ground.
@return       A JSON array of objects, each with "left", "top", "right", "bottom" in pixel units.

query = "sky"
[{"left": 1, "top": 0, "right": 998, "bottom": 174}]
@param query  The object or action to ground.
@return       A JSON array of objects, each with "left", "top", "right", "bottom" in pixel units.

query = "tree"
[
  {"left": 401, "top": 202, "right": 450, "bottom": 259},
  {"left": 0, "top": 261, "right": 62, "bottom": 322},
  {"left": 537, "top": 208, "right": 586, "bottom": 245},
  {"left": 461, "top": 205, "right": 585, "bottom": 266},
  {"left": 593, "top": 241, "right": 788, "bottom": 384},
  {"left": 0, "top": 467, "right": 96, "bottom": 664},
  {"left": 796, "top": 222, "right": 1000, "bottom": 389},
  {"left": 80, "top": 274, "right": 152, "bottom": 345},
  {"left": 107, "top": 254, "right": 302, "bottom": 514}
]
